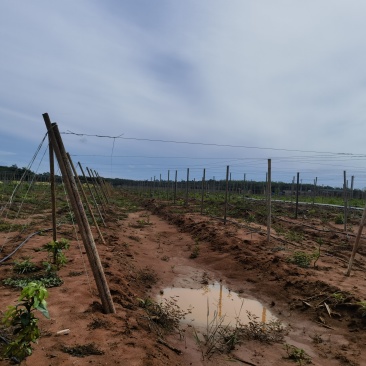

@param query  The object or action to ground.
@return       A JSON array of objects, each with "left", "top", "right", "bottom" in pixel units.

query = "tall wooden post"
[
  {"left": 174, "top": 170, "right": 177, "bottom": 204},
  {"left": 92, "top": 169, "right": 109, "bottom": 204},
  {"left": 224, "top": 166, "right": 229, "bottom": 225},
  {"left": 78, "top": 162, "right": 106, "bottom": 227},
  {"left": 87, "top": 167, "right": 106, "bottom": 211},
  {"left": 43, "top": 113, "right": 115, "bottom": 314},
  {"left": 344, "top": 171, "right": 348, "bottom": 232},
  {"left": 167, "top": 170, "right": 170, "bottom": 200},
  {"left": 67, "top": 154, "right": 106, "bottom": 244},
  {"left": 347, "top": 200, "right": 366, "bottom": 276},
  {"left": 295, "top": 172, "right": 300, "bottom": 219},
  {"left": 267, "top": 159, "right": 271, "bottom": 244},
  {"left": 49, "top": 134, "right": 57, "bottom": 242},
  {"left": 200, "top": 168, "right": 206, "bottom": 215},
  {"left": 185, "top": 168, "right": 189, "bottom": 206}
]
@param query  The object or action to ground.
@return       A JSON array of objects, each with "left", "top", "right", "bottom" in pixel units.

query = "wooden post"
[
  {"left": 267, "top": 159, "right": 271, "bottom": 244},
  {"left": 93, "top": 170, "right": 109, "bottom": 204},
  {"left": 185, "top": 168, "right": 189, "bottom": 206},
  {"left": 312, "top": 177, "right": 318, "bottom": 205},
  {"left": 346, "top": 199, "right": 366, "bottom": 276},
  {"left": 167, "top": 170, "right": 170, "bottom": 200},
  {"left": 87, "top": 167, "right": 106, "bottom": 211},
  {"left": 43, "top": 113, "right": 115, "bottom": 314},
  {"left": 295, "top": 172, "right": 300, "bottom": 219},
  {"left": 67, "top": 154, "right": 106, "bottom": 244},
  {"left": 78, "top": 162, "right": 106, "bottom": 228},
  {"left": 350, "top": 175, "right": 354, "bottom": 203},
  {"left": 96, "top": 171, "right": 111, "bottom": 200},
  {"left": 344, "top": 171, "right": 348, "bottom": 232},
  {"left": 200, "top": 168, "right": 206, "bottom": 215},
  {"left": 49, "top": 134, "right": 57, "bottom": 242},
  {"left": 224, "top": 166, "right": 229, "bottom": 225},
  {"left": 174, "top": 170, "right": 177, "bottom": 204}
]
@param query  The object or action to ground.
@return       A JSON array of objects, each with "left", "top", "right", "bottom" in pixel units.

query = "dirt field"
[{"left": 1, "top": 192, "right": 366, "bottom": 365}]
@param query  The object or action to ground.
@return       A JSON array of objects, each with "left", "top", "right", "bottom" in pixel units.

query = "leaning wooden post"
[
  {"left": 95, "top": 171, "right": 111, "bottom": 201},
  {"left": 78, "top": 162, "right": 106, "bottom": 227},
  {"left": 92, "top": 170, "right": 109, "bottom": 204},
  {"left": 200, "top": 168, "right": 206, "bottom": 215},
  {"left": 295, "top": 172, "right": 300, "bottom": 219},
  {"left": 43, "top": 113, "right": 115, "bottom": 314},
  {"left": 48, "top": 134, "right": 57, "bottom": 242},
  {"left": 224, "top": 165, "right": 229, "bottom": 225},
  {"left": 267, "top": 159, "right": 271, "bottom": 244},
  {"left": 343, "top": 171, "right": 348, "bottom": 232},
  {"left": 346, "top": 200, "right": 366, "bottom": 276},
  {"left": 86, "top": 167, "right": 107, "bottom": 211},
  {"left": 67, "top": 154, "right": 106, "bottom": 245}
]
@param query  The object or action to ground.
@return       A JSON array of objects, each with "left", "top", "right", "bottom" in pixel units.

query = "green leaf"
[{"left": 35, "top": 301, "right": 50, "bottom": 319}]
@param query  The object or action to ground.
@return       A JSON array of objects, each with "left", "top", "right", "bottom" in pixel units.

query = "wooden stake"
[
  {"left": 174, "top": 170, "right": 177, "bottom": 204},
  {"left": 295, "top": 172, "right": 300, "bottom": 219},
  {"left": 344, "top": 171, "right": 348, "bottom": 232},
  {"left": 201, "top": 168, "right": 206, "bottom": 215},
  {"left": 267, "top": 159, "right": 271, "bottom": 244},
  {"left": 224, "top": 166, "right": 229, "bottom": 225},
  {"left": 346, "top": 200, "right": 366, "bottom": 276},
  {"left": 185, "top": 168, "right": 189, "bottom": 206},
  {"left": 67, "top": 154, "right": 106, "bottom": 245},
  {"left": 43, "top": 114, "right": 115, "bottom": 314},
  {"left": 48, "top": 134, "right": 57, "bottom": 242},
  {"left": 78, "top": 162, "right": 106, "bottom": 227}
]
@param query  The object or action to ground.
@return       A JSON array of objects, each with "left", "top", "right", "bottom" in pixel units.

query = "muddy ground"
[{"left": 1, "top": 193, "right": 366, "bottom": 365}]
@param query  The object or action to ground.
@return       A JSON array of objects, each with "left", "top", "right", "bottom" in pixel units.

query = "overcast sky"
[{"left": 1, "top": 1, "right": 366, "bottom": 188}]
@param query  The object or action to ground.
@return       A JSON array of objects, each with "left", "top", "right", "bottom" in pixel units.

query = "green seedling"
[
  {"left": 2, "top": 282, "right": 49, "bottom": 361},
  {"left": 42, "top": 238, "right": 69, "bottom": 269}
]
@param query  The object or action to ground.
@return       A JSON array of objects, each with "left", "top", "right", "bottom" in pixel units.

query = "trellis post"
[{"left": 43, "top": 113, "right": 115, "bottom": 314}]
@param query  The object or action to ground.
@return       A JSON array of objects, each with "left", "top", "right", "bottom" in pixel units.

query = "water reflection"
[{"left": 158, "top": 281, "right": 275, "bottom": 327}]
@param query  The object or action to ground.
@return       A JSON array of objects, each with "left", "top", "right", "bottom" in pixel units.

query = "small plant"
[
  {"left": 42, "top": 238, "right": 70, "bottom": 269},
  {"left": 331, "top": 292, "right": 346, "bottom": 305},
  {"left": 138, "top": 297, "right": 191, "bottom": 336},
  {"left": 61, "top": 343, "right": 104, "bottom": 357},
  {"left": 283, "top": 343, "right": 311, "bottom": 365},
  {"left": 334, "top": 214, "right": 344, "bottom": 225},
  {"left": 313, "top": 239, "right": 323, "bottom": 268},
  {"left": 287, "top": 251, "right": 313, "bottom": 268},
  {"left": 190, "top": 239, "right": 200, "bottom": 259},
  {"left": 285, "top": 230, "right": 303, "bottom": 243},
  {"left": 1, "top": 282, "right": 49, "bottom": 361},
  {"left": 13, "top": 258, "right": 39, "bottom": 274},
  {"left": 356, "top": 301, "right": 366, "bottom": 317}
]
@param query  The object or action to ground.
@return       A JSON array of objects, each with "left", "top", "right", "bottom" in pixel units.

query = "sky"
[{"left": 1, "top": 1, "right": 366, "bottom": 188}]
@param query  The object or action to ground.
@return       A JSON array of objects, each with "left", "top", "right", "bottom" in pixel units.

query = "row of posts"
[{"left": 43, "top": 113, "right": 115, "bottom": 314}]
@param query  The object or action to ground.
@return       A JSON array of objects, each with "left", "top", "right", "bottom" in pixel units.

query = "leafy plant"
[
  {"left": 138, "top": 297, "right": 191, "bottom": 336},
  {"left": 190, "top": 239, "right": 200, "bottom": 259},
  {"left": 356, "top": 301, "right": 366, "bottom": 317},
  {"left": 331, "top": 292, "right": 346, "bottom": 305},
  {"left": 287, "top": 251, "right": 313, "bottom": 268},
  {"left": 313, "top": 239, "right": 323, "bottom": 268},
  {"left": 334, "top": 214, "right": 344, "bottom": 225},
  {"left": 42, "top": 238, "right": 70, "bottom": 269},
  {"left": 283, "top": 343, "right": 311, "bottom": 365},
  {"left": 13, "top": 258, "right": 39, "bottom": 274},
  {"left": 285, "top": 230, "right": 303, "bottom": 243},
  {"left": 1, "top": 282, "right": 49, "bottom": 361}
]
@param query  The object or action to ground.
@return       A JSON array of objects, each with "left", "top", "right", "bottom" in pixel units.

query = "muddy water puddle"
[{"left": 158, "top": 281, "right": 276, "bottom": 327}]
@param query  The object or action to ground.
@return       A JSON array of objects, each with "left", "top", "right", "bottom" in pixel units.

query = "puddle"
[{"left": 158, "top": 281, "right": 276, "bottom": 327}]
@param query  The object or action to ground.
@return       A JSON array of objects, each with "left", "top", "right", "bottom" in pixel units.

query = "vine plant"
[
  {"left": 1, "top": 282, "right": 50, "bottom": 361},
  {"left": 42, "top": 238, "right": 70, "bottom": 270}
]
